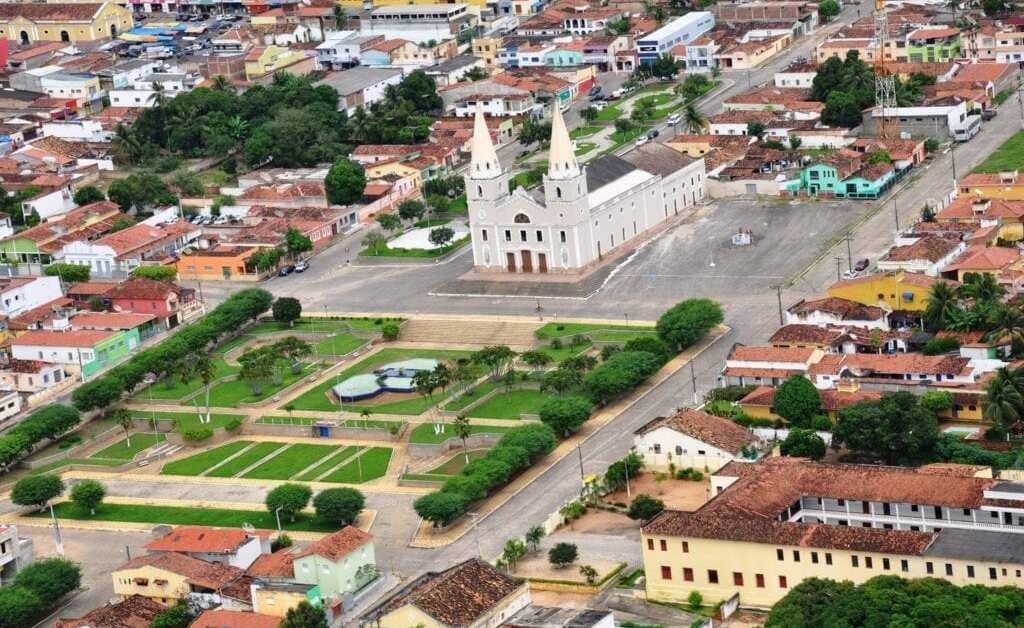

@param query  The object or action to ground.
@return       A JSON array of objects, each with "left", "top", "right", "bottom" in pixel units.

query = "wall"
[
  {"left": 112, "top": 565, "right": 189, "bottom": 604},
  {"left": 706, "top": 177, "right": 780, "bottom": 198},
  {"left": 635, "top": 426, "right": 744, "bottom": 473}
]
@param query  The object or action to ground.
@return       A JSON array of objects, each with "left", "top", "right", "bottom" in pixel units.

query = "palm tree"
[
  {"left": 181, "top": 352, "right": 216, "bottom": 424},
  {"left": 147, "top": 82, "right": 167, "bottom": 109},
  {"left": 212, "top": 75, "right": 231, "bottom": 91},
  {"left": 987, "top": 306, "right": 1024, "bottom": 346},
  {"left": 923, "top": 281, "right": 960, "bottom": 331},
  {"left": 682, "top": 104, "right": 706, "bottom": 133},
  {"left": 112, "top": 123, "right": 144, "bottom": 164},
  {"left": 360, "top": 408, "right": 371, "bottom": 429},
  {"left": 226, "top": 115, "right": 249, "bottom": 141},
  {"left": 453, "top": 414, "right": 472, "bottom": 464},
  {"left": 960, "top": 272, "right": 1005, "bottom": 303},
  {"left": 348, "top": 106, "right": 370, "bottom": 143},
  {"left": 112, "top": 408, "right": 133, "bottom": 448},
  {"left": 985, "top": 369, "right": 1024, "bottom": 428},
  {"left": 332, "top": 5, "right": 347, "bottom": 29}
]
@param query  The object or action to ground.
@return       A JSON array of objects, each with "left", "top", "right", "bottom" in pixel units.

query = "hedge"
[
  {"left": 0, "top": 405, "right": 80, "bottom": 468},
  {"left": 72, "top": 288, "right": 273, "bottom": 412},
  {"left": 182, "top": 428, "right": 214, "bottom": 442},
  {"left": 583, "top": 350, "right": 664, "bottom": 405}
]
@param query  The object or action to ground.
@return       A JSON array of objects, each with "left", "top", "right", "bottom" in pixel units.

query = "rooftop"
[
  {"left": 882, "top": 234, "right": 962, "bottom": 263},
  {"left": 317, "top": 67, "right": 402, "bottom": 95},
  {"left": 55, "top": 595, "right": 165, "bottom": 628},
  {"left": 634, "top": 408, "right": 757, "bottom": 455},
  {"left": 146, "top": 526, "right": 253, "bottom": 554},
  {"left": 13, "top": 328, "right": 115, "bottom": 348},
  {"left": 788, "top": 296, "right": 887, "bottom": 321},
  {"left": 296, "top": 525, "right": 372, "bottom": 561},
  {"left": 116, "top": 552, "right": 245, "bottom": 590},
  {"left": 192, "top": 610, "right": 280, "bottom": 628}
]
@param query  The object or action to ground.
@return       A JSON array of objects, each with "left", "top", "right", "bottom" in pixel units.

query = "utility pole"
[
  {"left": 844, "top": 233, "right": 853, "bottom": 269},
  {"left": 49, "top": 503, "right": 64, "bottom": 557},
  {"left": 775, "top": 285, "right": 784, "bottom": 325},
  {"left": 950, "top": 141, "right": 958, "bottom": 185},
  {"left": 1018, "top": 65, "right": 1024, "bottom": 128},
  {"left": 893, "top": 198, "right": 900, "bottom": 232},
  {"left": 690, "top": 360, "right": 698, "bottom": 405},
  {"left": 576, "top": 444, "right": 585, "bottom": 486},
  {"left": 835, "top": 256, "right": 843, "bottom": 282}
]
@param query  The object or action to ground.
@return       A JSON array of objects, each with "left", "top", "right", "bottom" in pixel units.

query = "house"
[
  {"left": 937, "top": 330, "right": 1012, "bottom": 360},
  {"left": 722, "top": 86, "right": 822, "bottom": 120},
  {"left": 782, "top": 150, "right": 896, "bottom": 200},
  {"left": 942, "top": 245, "right": 1021, "bottom": 282},
  {"left": 64, "top": 280, "right": 116, "bottom": 308},
  {"left": 635, "top": 12, "right": 715, "bottom": 65},
  {"left": 861, "top": 97, "right": 981, "bottom": 142},
  {"left": 826, "top": 271, "right": 950, "bottom": 313},
  {"left": 768, "top": 324, "right": 847, "bottom": 352},
  {"left": 70, "top": 311, "right": 157, "bottom": 341},
  {"left": 359, "top": 4, "right": 474, "bottom": 45},
  {"left": 441, "top": 80, "right": 535, "bottom": 117},
  {"left": 712, "top": 0, "right": 818, "bottom": 35},
  {"left": 361, "top": 558, "right": 530, "bottom": 628},
  {"left": 707, "top": 110, "right": 805, "bottom": 139},
  {"left": 0, "top": 276, "right": 62, "bottom": 318},
  {"left": 774, "top": 60, "right": 816, "bottom": 88},
  {"left": 250, "top": 582, "right": 322, "bottom": 619},
  {"left": 315, "top": 32, "right": 383, "bottom": 69},
  {"left": 633, "top": 408, "right": 760, "bottom": 473},
  {"left": 112, "top": 552, "right": 251, "bottom": 609},
  {"left": 907, "top": 27, "right": 961, "bottom": 63},
  {"left": 719, "top": 345, "right": 823, "bottom": 387},
  {"left": 843, "top": 352, "right": 975, "bottom": 385},
  {"left": 937, "top": 196, "right": 1024, "bottom": 241},
  {"left": 0, "top": 358, "right": 69, "bottom": 395},
  {"left": 876, "top": 234, "right": 967, "bottom": 277},
  {"left": 55, "top": 595, "right": 165, "bottom": 628},
  {"left": 0, "top": 2, "right": 133, "bottom": 44},
  {"left": 192, "top": 610, "right": 281, "bottom": 628},
  {"left": 641, "top": 457, "right": 1024, "bottom": 608},
  {"left": 177, "top": 245, "right": 265, "bottom": 282},
  {"left": 0, "top": 524, "right": 32, "bottom": 584},
  {"left": 849, "top": 137, "right": 926, "bottom": 170},
  {"left": 58, "top": 222, "right": 200, "bottom": 278},
  {"left": 0, "top": 200, "right": 125, "bottom": 265},
  {"left": 104, "top": 278, "right": 200, "bottom": 329},
  {"left": 290, "top": 526, "right": 375, "bottom": 599},
  {"left": 10, "top": 328, "right": 137, "bottom": 379},
  {"left": 424, "top": 55, "right": 486, "bottom": 87},
  {"left": 786, "top": 296, "right": 890, "bottom": 329},
  {"left": 317, "top": 67, "right": 403, "bottom": 115},
  {"left": 738, "top": 383, "right": 882, "bottom": 421},
  {"left": 958, "top": 171, "right": 1024, "bottom": 201},
  {"left": 244, "top": 46, "right": 314, "bottom": 83},
  {"left": 145, "top": 526, "right": 266, "bottom": 570}
]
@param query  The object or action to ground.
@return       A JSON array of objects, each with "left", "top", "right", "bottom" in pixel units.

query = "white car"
[
  {"left": 635, "top": 135, "right": 649, "bottom": 147},
  {"left": 592, "top": 101, "right": 609, "bottom": 111},
  {"left": 667, "top": 113, "right": 682, "bottom": 126}
]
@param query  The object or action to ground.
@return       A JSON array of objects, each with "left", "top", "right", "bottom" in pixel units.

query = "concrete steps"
[{"left": 399, "top": 319, "right": 540, "bottom": 349}]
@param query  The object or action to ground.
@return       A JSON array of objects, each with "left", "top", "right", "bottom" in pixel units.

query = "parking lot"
[{"left": 117, "top": 13, "right": 244, "bottom": 61}]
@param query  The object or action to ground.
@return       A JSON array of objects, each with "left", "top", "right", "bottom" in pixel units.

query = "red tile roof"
[
  {"left": 146, "top": 526, "right": 253, "bottom": 554},
  {"left": 92, "top": 222, "right": 197, "bottom": 259},
  {"left": 788, "top": 297, "right": 886, "bottom": 321},
  {"left": 56, "top": 595, "right": 165, "bottom": 628},
  {"left": 246, "top": 548, "right": 295, "bottom": 578},
  {"left": 70, "top": 312, "right": 155, "bottom": 330},
  {"left": 728, "top": 345, "right": 816, "bottom": 363},
  {"left": 116, "top": 552, "right": 244, "bottom": 591},
  {"left": 297, "top": 525, "right": 372, "bottom": 561},
  {"left": 13, "top": 329, "right": 115, "bottom": 348},
  {"left": 105, "top": 278, "right": 180, "bottom": 302},
  {"left": 0, "top": 3, "right": 104, "bottom": 21},
  {"left": 193, "top": 610, "right": 280, "bottom": 628},
  {"left": 884, "top": 234, "right": 962, "bottom": 263},
  {"left": 943, "top": 245, "right": 1020, "bottom": 272},
  {"left": 844, "top": 352, "right": 971, "bottom": 376},
  {"left": 65, "top": 281, "right": 117, "bottom": 296},
  {"left": 769, "top": 324, "right": 845, "bottom": 346},
  {"left": 634, "top": 408, "right": 757, "bottom": 455}
]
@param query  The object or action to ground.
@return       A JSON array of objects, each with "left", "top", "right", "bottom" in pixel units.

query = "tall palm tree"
[
  {"left": 987, "top": 305, "right": 1024, "bottom": 345},
  {"left": 985, "top": 369, "right": 1024, "bottom": 428},
  {"left": 960, "top": 272, "right": 1005, "bottom": 303},
  {"left": 181, "top": 351, "right": 215, "bottom": 424},
  {"left": 348, "top": 106, "right": 370, "bottom": 143},
  {"left": 112, "top": 123, "right": 143, "bottom": 164},
  {"left": 211, "top": 75, "right": 231, "bottom": 92},
  {"left": 682, "top": 103, "right": 706, "bottom": 133},
  {"left": 923, "top": 281, "right": 960, "bottom": 331},
  {"left": 332, "top": 5, "right": 347, "bottom": 29},
  {"left": 147, "top": 81, "right": 167, "bottom": 109}
]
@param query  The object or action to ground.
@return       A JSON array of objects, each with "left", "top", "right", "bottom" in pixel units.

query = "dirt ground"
[
  {"left": 514, "top": 555, "right": 622, "bottom": 583},
  {"left": 724, "top": 610, "right": 768, "bottom": 627},
  {"left": 563, "top": 508, "right": 640, "bottom": 536},
  {"left": 529, "top": 591, "right": 599, "bottom": 609},
  {"left": 606, "top": 474, "right": 711, "bottom": 511},
  {"left": 359, "top": 390, "right": 419, "bottom": 406}
]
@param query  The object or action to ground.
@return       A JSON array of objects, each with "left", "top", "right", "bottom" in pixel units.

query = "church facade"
[{"left": 465, "top": 105, "right": 706, "bottom": 275}]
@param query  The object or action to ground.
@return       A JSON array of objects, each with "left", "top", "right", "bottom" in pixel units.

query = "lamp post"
[
  {"left": 143, "top": 372, "right": 157, "bottom": 441},
  {"left": 275, "top": 506, "right": 284, "bottom": 532},
  {"left": 49, "top": 502, "right": 64, "bottom": 557}
]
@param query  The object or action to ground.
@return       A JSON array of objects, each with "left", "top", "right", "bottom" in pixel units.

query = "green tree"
[
  {"left": 11, "top": 474, "right": 63, "bottom": 510},
  {"left": 453, "top": 414, "right": 472, "bottom": 464},
  {"left": 604, "top": 450, "right": 643, "bottom": 491},
  {"left": 627, "top": 494, "right": 665, "bottom": 520},
  {"left": 272, "top": 297, "right": 302, "bottom": 328},
  {"left": 525, "top": 525, "right": 545, "bottom": 552},
  {"left": 280, "top": 601, "right": 328, "bottom": 628},
  {"left": 682, "top": 103, "right": 707, "bottom": 133},
  {"left": 312, "top": 487, "right": 365, "bottom": 526},
  {"left": 920, "top": 390, "right": 954, "bottom": 415},
  {"left": 106, "top": 173, "right": 176, "bottom": 211},
  {"left": 376, "top": 213, "right": 401, "bottom": 232},
  {"left": 70, "top": 479, "right": 106, "bottom": 515},
  {"left": 274, "top": 336, "right": 312, "bottom": 374},
  {"left": 780, "top": 428, "right": 826, "bottom": 460},
  {"left": 923, "top": 281, "right": 961, "bottom": 331},
  {"left": 656, "top": 298, "right": 723, "bottom": 352},
  {"left": 266, "top": 483, "right": 312, "bottom": 523},
  {"left": 151, "top": 603, "right": 194, "bottom": 628},
  {"left": 15, "top": 557, "right": 81, "bottom": 600},
  {"left": 818, "top": 0, "right": 839, "bottom": 21},
  {"left": 72, "top": 186, "right": 105, "bottom": 205},
  {"left": 285, "top": 227, "right": 313, "bottom": 259},
  {"left": 746, "top": 120, "right": 766, "bottom": 139},
  {"left": 501, "top": 537, "right": 527, "bottom": 571},
  {"left": 471, "top": 345, "right": 517, "bottom": 380},
  {"left": 984, "top": 368, "right": 1024, "bottom": 428},
  {"left": 414, "top": 491, "right": 467, "bottom": 527},
  {"left": 539, "top": 396, "right": 592, "bottom": 437},
  {"left": 548, "top": 542, "right": 578, "bottom": 568},
  {"left": 428, "top": 226, "right": 455, "bottom": 248},
  {"left": 579, "top": 564, "right": 598, "bottom": 585},
  {"left": 44, "top": 263, "right": 90, "bottom": 283},
  {"left": 398, "top": 199, "right": 426, "bottom": 222},
  {"left": 541, "top": 368, "right": 583, "bottom": 395},
  {"left": 773, "top": 376, "right": 821, "bottom": 427},
  {"left": 833, "top": 392, "right": 940, "bottom": 465},
  {"left": 0, "top": 586, "right": 42, "bottom": 628},
  {"left": 130, "top": 266, "right": 176, "bottom": 281},
  {"left": 324, "top": 158, "right": 366, "bottom": 206},
  {"left": 650, "top": 53, "right": 679, "bottom": 80},
  {"left": 581, "top": 106, "right": 599, "bottom": 123}
]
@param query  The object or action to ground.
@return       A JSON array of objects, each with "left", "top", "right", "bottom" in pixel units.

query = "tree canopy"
[
  {"left": 324, "top": 158, "right": 366, "bottom": 206},
  {"left": 833, "top": 391, "right": 940, "bottom": 465},
  {"left": 656, "top": 298, "right": 723, "bottom": 352},
  {"left": 774, "top": 376, "right": 821, "bottom": 427}
]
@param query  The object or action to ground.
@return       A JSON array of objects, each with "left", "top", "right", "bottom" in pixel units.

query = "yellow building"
[
  {"left": 472, "top": 36, "right": 501, "bottom": 67},
  {"left": 337, "top": 0, "right": 487, "bottom": 11},
  {"left": 737, "top": 382, "right": 882, "bottom": 422},
  {"left": 251, "top": 582, "right": 320, "bottom": 618},
  {"left": 826, "top": 270, "right": 948, "bottom": 313},
  {"left": 113, "top": 553, "right": 247, "bottom": 607},
  {"left": 936, "top": 196, "right": 1024, "bottom": 241},
  {"left": 244, "top": 46, "right": 311, "bottom": 82},
  {"left": 177, "top": 245, "right": 264, "bottom": 282},
  {"left": 959, "top": 171, "right": 1024, "bottom": 201},
  {"left": 365, "top": 160, "right": 423, "bottom": 193},
  {"left": 641, "top": 457, "right": 1024, "bottom": 610},
  {"left": 0, "top": 3, "right": 133, "bottom": 44},
  {"left": 362, "top": 559, "right": 530, "bottom": 628}
]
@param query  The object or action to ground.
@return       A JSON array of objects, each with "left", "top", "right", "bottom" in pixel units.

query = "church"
[{"left": 465, "top": 105, "right": 706, "bottom": 275}]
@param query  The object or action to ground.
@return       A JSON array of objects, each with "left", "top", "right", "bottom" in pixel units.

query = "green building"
[
  {"left": 907, "top": 27, "right": 961, "bottom": 63},
  {"left": 783, "top": 153, "right": 897, "bottom": 199},
  {"left": 292, "top": 526, "right": 377, "bottom": 599},
  {"left": 10, "top": 327, "right": 139, "bottom": 379}
]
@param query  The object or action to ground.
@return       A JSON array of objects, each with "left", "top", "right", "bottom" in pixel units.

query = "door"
[
  {"left": 506, "top": 252, "right": 516, "bottom": 272},
  {"left": 521, "top": 251, "right": 533, "bottom": 273},
  {"left": 538, "top": 253, "right": 548, "bottom": 273}
]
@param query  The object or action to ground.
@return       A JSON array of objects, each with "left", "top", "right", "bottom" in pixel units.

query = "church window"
[
  {"left": 560, "top": 231, "right": 567, "bottom": 243},
  {"left": 556, "top": 187, "right": 562, "bottom": 199},
  {"left": 536, "top": 230, "right": 543, "bottom": 242},
  {"left": 514, "top": 213, "right": 530, "bottom": 223},
  {"left": 504, "top": 230, "right": 512, "bottom": 242},
  {"left": 520, "top": 230, "right": 527, "bottom": 242},
  {"left": 477, "top": 185, "right": 482, "bottom": 196},
  {"left": 482, "top": 229, "right": 488, "bottom": 241}
]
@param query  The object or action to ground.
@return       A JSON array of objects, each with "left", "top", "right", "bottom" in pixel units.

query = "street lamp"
[
  {"left": 143, "top": 372, "right": 157, "bottom": 441},
  {"left": 275, "top": 506, "right": 284, "bottom": 532},
  {"left": 49, "top": 502, "right": 64, "bottom": 557},
  {"left": 467, "top": 512, "right": 482, "bottom": 558}
]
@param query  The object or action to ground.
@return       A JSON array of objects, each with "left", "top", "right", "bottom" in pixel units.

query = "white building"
[
  {"left": 719, "top": 345, "right": 824, "bottom": 387},
  {"left": 59, "top": 222, "right": 200, "bottom": 277},
  {"left": 636, "top": 12, "right": 715, "bottom": 65},
  {"left": 862, "top": 99, "right": 982, "bottom": 142},
  {"left": 22, "top": 186, "right": 75, "bottom": 222},
  {"left": 0, "top": 276, "right": 62, "bottom": 318},
  {"left": 0, "top": 213, "right": 13, "bottom": 239},
  {"left": 145, "top": 526, "right": 266, "bottom": 570},
  {"left": 108, "top": 72, "right": 196, "bottom": 109},
  {"left": 360, "top": 4, "right": 472, "bottom": 45},
  {"left": 465, "top": 106, "right": 705, "bottom": 274},
  {"left": 633, "top": 408, "right": 760, "bottom": 474},
  {"left": 315, "top": 31, "right": 380, "bottom": 68},
  {"left": 0, "top": 524, "right": 33, "bottom": 585},
  {"left": 317, "top": 67, "right": 404, "bottom": 115},
  {"left": 774, "top": 64, "right": 817, "bottom": 88},
  {"left": 10, "top": 329, "right": 116, "bottom": 369},
  {"left": 41, "top": 119, "right": 110, "bottom": 142}
]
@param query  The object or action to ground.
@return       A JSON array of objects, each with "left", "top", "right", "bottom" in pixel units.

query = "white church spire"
[
  {"left": 470, "top": 104, "right": 501, "bottom": 178},
  {"left": 547, "top": 104, "right": 580, "bottom": 181}
]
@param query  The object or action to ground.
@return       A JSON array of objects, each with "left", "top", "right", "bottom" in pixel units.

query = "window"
[
  {"left": 792, "top": 550, "right": 800, "bottom": 562},
  {"left": 560, "top": 230, "right": 567, "bottom": 243},
  {"left": 520, "top": 230, "right": 527, "bottom": 242},
  {"left": 733, "top": 572, "right": 744, "bottom": 586},
  {"left": 707, "top": 570, "right": 719, "bottom": 584},
  {"left": 927, "top": 562, "right": 934, "bottom": 574},
  {"left": 647, "top": 539, "right": 654, "bottom": 550},
  {"left": 482, "top": 229, "right": 488, "bottom": 241},
  {"left": 682, "top": 542, "right": 689, "bottom": 553},
  {"left": 660, "top": 540, "right": 667, "bottom": 551},
  {"left": 945, "top": 563, "right": 954, "bottom": 576},
  {"left": 901, "top": 560, "right": 909, "bottom": 572},
  {"left": 756, "top": 574, "right": 765, "bottom": 588},
  {"left": 967, "top": 565, "right": 975, "bottom": 578},
  {"left": 811, "top": 552, "right": 819, "bottom": 564},
  {"left": 838, "top": 499, "right": 846, "bottom": 506},
  {"left": 825, "top": 553, "right": 833, "bottom": 565},
  {"left": 776, "top": 549, "right": 784, "bottom": 561},
  {"left": 990, "top": 567, "right": 997, "bottom": 580},
  {"left": 504, "top": 230, "right": 511, "bottom": 242},
  {"left": 683, "top": 567, "right": 693, "bottom": 581},
  {"left": 536, "top": 230, "right": 543, "bottom": 242},
  {"left": 661, "top": 566, "right": 672, "bottom": 580},
  {"left": 882, "top": 558, "right": 890, "bottom": 570},
  {"left": 851, "top": 556, "right": 859, "bottom": 568},
  {"left": 865, "top": 557, "right": 873, "bottom": 569},
  {"left": 779, "top": 575, "right": 788, "bottom": 588}
]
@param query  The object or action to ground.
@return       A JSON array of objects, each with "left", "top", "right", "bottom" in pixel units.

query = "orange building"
[{"left": 176, "top": 245, "right": 263, "bottom": 281}]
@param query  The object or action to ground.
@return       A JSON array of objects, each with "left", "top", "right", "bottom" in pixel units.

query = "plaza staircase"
[{"left": 399, "top": 318, "right": 540, "bottom": 349}]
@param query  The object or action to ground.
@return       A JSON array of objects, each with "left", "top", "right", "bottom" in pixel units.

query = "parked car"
[
  {"left": 294, "top": 260, "right": 309, "bottom": 272},
  {"left": 592, "top": 101, "right": 609, "bottom": 111},
  {"left": 635, "top": 135, "right": 650, "bottom": 147},
  {"left": 854, "top": 258, "right": 870, "bottom": 272},
  {"left": 588, "top": 85, "right": 602, "bottom": 96},
  {"left": 666, "top": 113, "right": 682, "bottom": 126},
  {"left": 646, "top": 129, "right": 659, "bottom": 140},
  {"left": 610, "top": 87, "right": 627, "bottom": 100},
  {"left": 983, "top": 109, "right": 997, "bottom": 121},
  {"left": 278, "top": 265, "right": 295, "bottom": 276}
]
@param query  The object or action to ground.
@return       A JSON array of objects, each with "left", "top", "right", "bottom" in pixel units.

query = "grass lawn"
[
  {"left": 409, "top": 423, "right": 513, "bottom": 444},
  {"left": 342, "top": 393, "right": 447, "bottom": 416},
  {"left": 639, "top": 93, "right": 674, "bottom": 106},
  {"left": 975, "top": 130, "right": 1024, "bottom": 173},
  {"left": 321, "top": 447, "right": 393, "bottom": 483},
  {"left": 255, "top": 416, "right": 403, "bottom": 431},
  {"left": 575, "top": 142, "right": 596, "bottom": 156},
  {"left": 444, "top": 381, "right": 501, "bottom": 412},
  {"left": 536, "top": 340, "right": 592, "bottom": 362},
  {"left": 295, "top": 446, "right": 361, "bottom": 481},
  {"left": 536, "top": 322, "right": 656, "bottom": 342},
  {"left": 40, "top": 502, "right": 337, "bottom": 532},
  {"left": 288, "top": 348, "right": 474, "bottom": 412},
  {"left": 242, "top": 443, "right": 341, "bottom": 480},
  {"left": 160, "top": 441, "right": 253, "bottom": 476},
  {"left": 90, "top": 433, "right": 165, "bottom": 460},
  {"left": 570, "top": 126, "right": 601, "bottom": 139},
  {"left": 249, "top": 319, "right": 351, "bottom": 335},
  {"left": 360, "top": 236, "right": 470, "bottom": 258},
  {"left": 595, "top": 105, "right": 622, "bottom": 121},
  {"left": 29, "top": 457, "right": 126, "bottom": 475},
  {"left": 134, "top": 359, "right": 237, "bottom": 401},
  {"left": 212, "top": 334, "right": 254, "bottom": 355},
  {"left": 206, "top": 442, "right": 287, "bottom": 478},
  {"left": 199, "top": 363, "right": 318, "bottom": 408},
  {"left": 314, "top": 333, "right": 368, "bottom": 357},
  {"left": 412, "top": 218, "right": 451, "bottom": 229},
  {"left": 128, "top": 410, "right": 245, "bottom": 433},
  {"left": 606, "top": 127, "right": 650, "bottom": 152},
  {"left": 447, "top": 195, "right": 468, "bottom": 214},
  {"left": 426, "top": 449, "right": 488, "bottom": 475},
  {"left": 329, "top": 317, "right": 404, "bottom": 332},
  {"left": 468, "top": 389, "right": 551, "bottom": 420}
]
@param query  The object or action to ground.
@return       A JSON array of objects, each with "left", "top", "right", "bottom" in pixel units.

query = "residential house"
[
  {"left": 291, "top": 526, "right": 375, "bottom": 599},
  {"left": 317, "top": 67, "right": 403, "bottom": 115},
  {"left": 722, "top": 86, "right": 823, "bottom": 120},
  {"left": 842, "top": 352, "right": 975, "bottom": 385},
  {"left": 719, "top": 345, "right": 824, "bottom": 387},
  {"left": 907, "top": 27, "right": 961, "bottom": 63},
  {"left": 850, "top": 137, "right": 926, "bottom": 170},
  {"left": 192, "top": 610, "right": 281, "bottom": 628},
  {"left": 55, "top": 595, "right": 166, "bottom": 628},
  {"left": 244, "top": 46, "right": 315, "bottom": 83},
  {"left": 774, "top": 60, "right": 816, "bottom": 88},
  {"left": 876, "top": 234, "right": 967, "bottom": 276},
  {"left": 350, "top": 144, "right": 457, "bottom": 179},
  {"left": 936, "top": 196, "right": 1024, "bottom": 241},
  {"left": 707, "top": 110, "right": 804, "bottom": 139},
  {"left": 785, "top": 296, "right": 890, "bottom": 329},
  {"left": 146, "top": 526, "right": 266, "bottom": 570},
  {"left": 641, "top": 457, "right": 1024, "bottom": 608},
  {"left": 10, "top": 328, "right": 136, "bottom": 379},
  {"left": 958, "top": 171, "right": 1024, "bottom": 201},
  {"left": 250, "top": 583, "right": 321, "bottom": 619},
  {"left": 69, "top": 311, "right": 157, "bottom": 341},
  {"left": 58, "top": 222, "right": 200, "bottom": 278},
  {"left": 826, "top": 271, "right": 950, "bottom": 313},
  {"left": 105, "top": 278, "right": 200, "bottom": 329},
  {"left": 441, "top": 79, "right": 535, "bottom": 117},
  {"left": 7, "top": 41, "right": 68, "bottom": 71},
  {"left": 109, "top": 72, "right": 198, "bottom": 109},
  {"left": 782, "top": 149, "right": 896, "bottom": 200},
  {"left": 9, "top": 173, "right": 76, "bottom": 221},
  {"left": 861, "top": 97, "right": 981, "bottom": 142},
  {"left": 0, "top": 276, "right": 62, "bottom": 318},
  {"left": 177, "top": 245, "right": 264, "bottom": 282},
  {"left": 738, "top": 383, "right": 882, "bottom": 421},
  {"left": 768, "top": 324, "right": 848, "bottom": 352},
  {"left": 315, "top": 32, "right": 384, "bottom": 69},
  {"left": 112, "top": 552, "right": 251, "bottom": 609},
  {"left": 0, "top": 2, "right": 133, "bottom": 44},
  {"left": 938, "top": 329, "right": 1012, "bottom": 360},
  {"left": 424, "top": 55, "right": 486, "bottom": 87},
  {"left": 714, "top": 29, "right": 794, "bottom": 71},
  {"left": 362, "top": 558, "right": 530, "bottom": 628},
  {"left": 942, "top": 245, "right": 1021, "bottom": 282},
  {"left": 633, "top": 408, "right": 760, "bottom": 473},
  {"left": 0, "top": 358, "right": 69, "bottom": 403},
  {"left": 0, "top": 524, "right": 33, "bottom": 584},
  {"left": 64, "top": 280, "right": 116, "bottom": 308},
  {"left": 713, "top": 0, "right": 818, "bottom": 34}
]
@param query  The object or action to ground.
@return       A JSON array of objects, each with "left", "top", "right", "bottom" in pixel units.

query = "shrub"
[
  {"left": 0, "top": 586, "right": 43, "bottom": 628},
  {"left": 923, "top": 335, "right": 960, "bottom": 355},
  {"left": 600, "top": 345, "right": 622, "bottom": 360},
  {"left": 688, "top": 590, "right": 703, "bottom": 611},
  {"left": 266, "top": 484, "right": 312, "bottom": 522},
  {"left": 271, "top": 534, "right": 293, "bottom": 552},
  {"left": 44, "top": 263, "right": 90, "bottom": 283},
  {"left": 623, "top": 336, "right": 672, "bottom": 363},
  {"left": 461, "top": 458, "right": 512, "bottom": 490},
  {"left": 441, "top": 474, "right": 488, "bottom": 501},
  {"left": 583, "top": 350, "right": 662, "bottom": 405},
  {"left": 312, "top": 488, "right": 365, "bottom": 526},
  {"left": 414, "top": 491, "right": 468, "bottom": 527},
  {"left": 539, "top": 396, "right": 593, "bottom": 437},
  {"left": 182, "top": 427, "right": 213, "bottom": 442},
  {"left": 14, "top": 558, "right": 80, "bottom": 600},
  {"left": 810, "top": 415, "right": 833, "bottom": 431},
  {"left": 627, "top": 494, "right": 665, "bottom": 520},
  {"left": 548, "top": 542, "right": 578, "bottom": 568},
  {"left": 489, "top": 444, "right": 530, "bottom": 471},
  {"left": 224, "top": 418, "right": 243, "bottom": 432},
  {"left": 495, "top": 423, "right": 557, "bottom": 461},
  {"left": 780, "top": 428, "right": 827, "bottom": 460},
  {"left": 705, "top": 384, "right": 757, "bottom": 403},
  {"left": 381, "top": 322, "right": 400, "bottom": 341}
]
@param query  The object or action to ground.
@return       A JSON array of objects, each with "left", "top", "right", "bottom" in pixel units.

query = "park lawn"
[
  {"left": 128, "top": 410, "right": 245, "bottom": 433},
  {"left": 447, "top": 195, "right": 468, "bottom": 214},
  {"left": 536, "top": 321, "right": 656, "bottom": 339},
  {"left": 650, "top": 100, "right": 686, "bottom": 119},
  {"left": 30, "top": 457, "right": 126, "bottom": 475},
  {"left": 314, "top": 333, "right": 369, "bottom": 357},
  {"left": 330, "top": 317, "right": 404, "bottom": 332},
  {"left": 595, "top": 105, "right": 622, "bottom": 121},
  {"left": 445, "top": 381, "right": 501, "bottom": 412},
  {"left": 242, "top": 443, "right": 341, "bottom": 480},
  {"left": 160, "top": 441, "right": 253, "bottom": 476},
  {"left": 575, "top": 142, "right": 596, "bottom": 156},
  {"left": 295, "top": 446, "right": 362, "bottom": 481},
  {"left": 592, "top": 328, "right": 659, "bottom": 342},
  {"left": 206, "top": 442, "right": 287, "bottom": 477},
  {"left": 570, "top": 126, "right": 601, "bottom": 139},
  {"left": 199, "top": 363, "right": 319, "bottom": 408},
  {"left": 134, "top": 359, "right": 238, "bottom": 401},
  {"left": 90, "top": 433, "right": 165, "bottom": 460},
  {"left": 537, "top": 340, "right": 592, "bottom": 362},
  {"left": 212, "top": 334, "right": 255, "bottom": 355},
  {"left": 287, "top": 348, "right": 474, "bottom": 412},
  {"left": 468, "top": 389, "right": 552, "bottom": 420},
  {"left": 321, "top": 447, "right": 392, "bottom": 484},
  {"left": 360, "top": 236, "right": 470, "bottom": 258},
  {"left": 975, "top": 130, "right": 1024, "bottom": 173},
  {"left": 426, "top": 449, "right": 488, "bottom": 475},
  {"left": 40, "top": 502, "right": 336, "bottom": 533},
  {"left": 638, "top": 93, "right": 674, "bottom": 106},
  {"left": 409, "top": 423, "right": 512, "bottom": 444},
  {"left": 341, "top": 418, "right": 403, "bottom": 430},
  {"left": 412, "top": 218, "right": 451, "bottom": 229},
  {"left": 249, "top": 319, "right": 351, "bottom": 335},
  {"left": 608, "top": 127, "right": 649, "bottom": 147}
]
